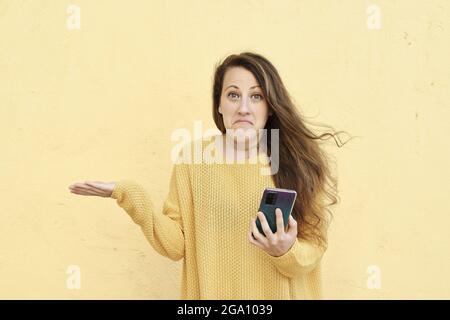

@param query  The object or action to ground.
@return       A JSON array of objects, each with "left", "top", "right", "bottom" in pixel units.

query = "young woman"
[{"left": 69, "top": 52, "right": 350, "bottom": 299}]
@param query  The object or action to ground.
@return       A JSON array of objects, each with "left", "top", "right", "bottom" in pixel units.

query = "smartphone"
[{"left": 255, "top": 187, "right": 297, "bottom": 236}]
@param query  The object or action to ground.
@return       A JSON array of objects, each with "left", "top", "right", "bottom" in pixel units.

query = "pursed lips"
[{"left": 234, "top": 119, "right": 253, "bottom": 124}]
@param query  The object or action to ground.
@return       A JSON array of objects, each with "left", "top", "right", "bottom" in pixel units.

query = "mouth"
[{"left": 234, "top": 120, "right": 253, "bottom": 125}]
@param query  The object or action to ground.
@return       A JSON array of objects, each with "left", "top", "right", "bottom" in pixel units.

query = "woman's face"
[{"left": 219, "top": 67, "right": 272, "bottom": 135}]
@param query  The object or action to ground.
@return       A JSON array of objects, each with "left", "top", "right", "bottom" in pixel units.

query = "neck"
[{"left": 221, "top": 131, "right": 267, "bottom": 161}]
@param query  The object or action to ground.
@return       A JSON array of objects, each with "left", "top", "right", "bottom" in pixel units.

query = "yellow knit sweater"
[{"left": 111, "top": 138, "right": 326, "bottom": 299}]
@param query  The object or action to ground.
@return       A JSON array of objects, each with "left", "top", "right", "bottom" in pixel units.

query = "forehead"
[{"left": 223, "top": 67, "right": 260, "bottom": 88}]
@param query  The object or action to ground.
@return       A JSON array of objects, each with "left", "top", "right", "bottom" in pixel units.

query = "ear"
[{"left": 218, "top": 105, "right": 222, "bottom": 114}]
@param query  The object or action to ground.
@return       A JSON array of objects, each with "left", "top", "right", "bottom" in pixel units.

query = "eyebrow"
[{"left": 224, "top": 85, "right": 261, "bottom": 91}]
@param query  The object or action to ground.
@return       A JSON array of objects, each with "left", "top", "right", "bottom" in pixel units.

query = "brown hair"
[{"left": 212, "top": 52, "right": 355, "bottom": 249}]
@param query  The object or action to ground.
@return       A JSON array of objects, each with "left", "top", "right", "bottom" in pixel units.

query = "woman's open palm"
[{"left": 68, "top": 181, "right": 116, "bottom": 198}]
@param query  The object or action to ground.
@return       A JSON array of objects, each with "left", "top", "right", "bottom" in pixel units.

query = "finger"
[
  {"left": 85, "top": 181, "right": 104, "bottom": 189},
  {"left": 249, "top": 219, "right": 256, "bottom": 240},
  {"left": 85, "top": 182, "right": 108, "bottom": 193},
  {"left": 70, "top": 186, "right": 104, "bottom": 196},
  {"left": 69, "top": 186, "right": 89, "bottom": 193},
  {"left": 257, "top": 212, "right": 275, "bottom": 242},
  {"left": 248, "top": 229, "right": 264, "bottom": 249},
  {"left": 288, "top": 215, "right": 298, "bottom": 236},
  {"left": 71, "top": 181, "right": 99, "bottom": 189},
  {"left": 248, "top": 229, "right": 255, "bottom": 243},
  {"left": 70, "top": 188, "right": 102, "bottom": 196},
  {"left": 70, "top": 183, "right": 90, "bottom": 191},
  {"left": 70, "top": 182, "right": 86, "bottom": 189},
  {"left": 251, "top": 217, "right": 268, "bottom": 245},
  {"left": 78, "top": 183, "right": 107, "bottom": 195},
  {"left": 275, "top": 208, "right": 285, "bottom": 234}
]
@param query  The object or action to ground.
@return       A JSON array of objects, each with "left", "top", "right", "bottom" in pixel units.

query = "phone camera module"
[{"left": 265, "top": 192, "right": 278, "bottom": 205}]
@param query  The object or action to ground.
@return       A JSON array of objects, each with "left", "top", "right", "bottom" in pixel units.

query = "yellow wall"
[{"left": 0, "top": 0, "right": 449, "bottom": 299}]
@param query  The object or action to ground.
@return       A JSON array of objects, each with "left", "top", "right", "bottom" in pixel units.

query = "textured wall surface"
[{"left": 0, "top": 0, "right": 449, "bottom": 299}]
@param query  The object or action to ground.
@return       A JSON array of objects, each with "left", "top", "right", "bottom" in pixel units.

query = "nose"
[{"left": 237, "top": 96, "right": 251, "bottom": 115}]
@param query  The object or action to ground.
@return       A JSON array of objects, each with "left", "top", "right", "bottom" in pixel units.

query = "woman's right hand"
[{"left": 68, "top": 181, "right": 116, "bottom": 198}]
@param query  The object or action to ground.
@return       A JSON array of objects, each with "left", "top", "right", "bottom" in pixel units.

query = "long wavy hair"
[{"left": 212, "top": 52, "right": 355, "bottom": 249}]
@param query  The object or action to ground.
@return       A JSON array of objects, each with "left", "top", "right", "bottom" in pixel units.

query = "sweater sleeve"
[
  {"left": 264, "top": 238, "right": 326, "bottom": 278},
  {"left": 111, "top": 163, "right": 190, "bottom": 261}
]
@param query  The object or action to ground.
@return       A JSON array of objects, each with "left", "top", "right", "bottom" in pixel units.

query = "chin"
[{"left": 231, "top": 128, "right": 260, "bottom": 140}]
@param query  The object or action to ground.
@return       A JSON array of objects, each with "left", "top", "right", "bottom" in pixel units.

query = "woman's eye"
[{"left": 227, "top": 92, "right": 263, "bottom": 100}]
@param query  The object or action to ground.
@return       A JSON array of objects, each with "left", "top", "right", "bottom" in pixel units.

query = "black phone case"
[{"left": 255, "top": 188, "right": 297, "bottom": 236}]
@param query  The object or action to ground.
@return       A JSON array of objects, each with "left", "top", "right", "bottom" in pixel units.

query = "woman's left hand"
[{"left": 248, "top": 208, "right": 298, "bottom": 257}]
